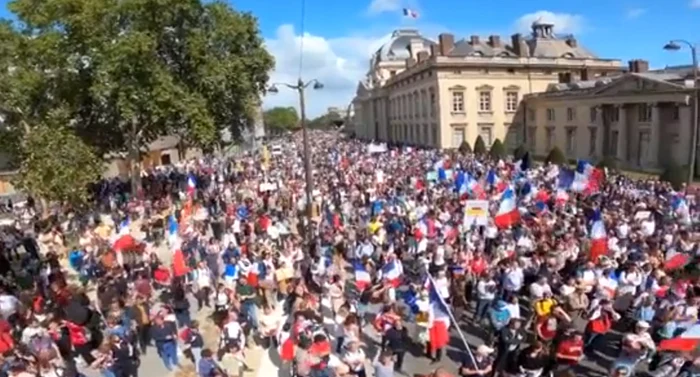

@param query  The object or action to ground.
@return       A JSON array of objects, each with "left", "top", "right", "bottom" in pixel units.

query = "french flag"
[
  {"left": 247, "top": 262, "right": 260, "bottom": 287},
  {"left": 187, "top": 174, "right": 197, "bottom": 196},
  {"left": 665, "top": 248, "right": 690, "bottom": 271},
  {"left": 589, "top": 209, "right": 608, "bottom": 262},
  {"left": 402, "top": 7, "right": 419, "bottom": 18},
  {"left": 381, "top": 259, "right": 403, "bottom": 287},
  {"left": 659, "top": 324, "right": 700, "bottom": 352},
  {"left": 571, "top": 161, "right": 593, "bottom": 192},
  {"left": 494, "top": 187, "right": 520, "bottom": 229},
  {"left": 426, "top": 276, "right": 451, "bottom": 353},
  {"left": 118, "top": 218, "right": 130, "bottom": 236},
  {"left": 486, "top": 169, "right": 499, "bottom": 187},
  {"left": 354, "top": 262, "right": 372, "bottom": 291},
  {"left": 467, "top": 175, "right": 486, "bottom": 199},
  {"left": 672, "top": 194, "right": 691, "bottom": 224}
]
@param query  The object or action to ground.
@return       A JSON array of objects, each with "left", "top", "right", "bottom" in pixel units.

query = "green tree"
[
  {"left": 473, "top": 136, "right": 487, "bottom": 155},
  {"left": 513, "top": 144, "right": 528, "bottom": 161},
  {"left": 545, "top": 146, "right": 567, "bottom": 165},
  {"left": 489, "top": 139, "right": 506, "bottom": 160},
  {"left": 458, "top": 141, "right": 472, "bottom": 154},
  {"left": 14, "top": 122, "right": 102, "bottom": 209},
  {"left": 1, "top": 0, "right": 274, "bottom": 191},
  {"left": 660, "top": 163, "right": 687, "bottom": 190},
  {"left": 263, "top": 107, "right": 300, "bottom": 132}
]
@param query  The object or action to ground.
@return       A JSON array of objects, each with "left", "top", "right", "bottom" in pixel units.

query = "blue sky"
[{"left": 1, "top": 0, "right": 699, "bottom": 117}]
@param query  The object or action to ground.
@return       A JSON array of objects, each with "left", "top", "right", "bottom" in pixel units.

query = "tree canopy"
[
  {"left": 307, "top": 111, "right": 344, "bottom": 130},
  {"left": 0, "top": 0, "right": 274, "bottom": 205},
  {"left": 263, "top": 107, "right": 300, "bottom": 132}
]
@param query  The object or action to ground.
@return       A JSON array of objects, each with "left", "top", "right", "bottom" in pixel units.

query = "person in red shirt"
[{"left": 555, "top": 331, "right": 584, "bottom": 367}]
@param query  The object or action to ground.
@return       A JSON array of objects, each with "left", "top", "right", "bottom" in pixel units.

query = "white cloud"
[
  {"left": 367, "top": 0, "right": 402, "bottom": 15},
  {"left": 691, "top": 0, "right": 700, "bottom": 8},
  {"left": 514, "top": 10, "right": 585, "bottom": 35},
  {"left": 263, "top": 25, "right": 391, "bottom": 117},
  {"left": 625, "top": 8, "right": 646, "bottom": 19}
]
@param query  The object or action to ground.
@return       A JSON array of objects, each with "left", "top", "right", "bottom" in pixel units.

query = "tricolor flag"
[
  {"left": 187, "top": 174, "right": 197, "bottom": 196},
  {"left": 426, "top": 276, "right": 451, "bottom": 353},
  {"left": 118, "top": 217, "right": 131, "bottom": 236},
  {"left": 278, "top": 329, "right": 295, "bottom": 362},
  {"left": 402, "top": 8, "right": 419, "bottom": 18},
  {"left": 354, "top": 262, "right": 372, "bottom": 291},
  {"left": 381, "top": 259, "right": 403, "bottom": 287},
  {"left": 494, "top": 187, "right": 520, "bottom": 229},
  {"left": 589, "top": 209, "right": 608, "bottom": 262},
  {"left": 659, "top": 324, "right": 700, "bottom": 352},
  {"left": 554, "top": 188, "right": 569, "bottom": 206}
]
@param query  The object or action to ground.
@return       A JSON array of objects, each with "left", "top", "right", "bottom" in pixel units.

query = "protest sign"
[{"left": 464, "top": 200, "right": 489, "bottom": 227}]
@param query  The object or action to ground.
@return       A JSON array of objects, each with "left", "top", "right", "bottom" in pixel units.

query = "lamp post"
[
  {"left": 664, "top": 40, "right": 699, "bottom": 185},
  {"left": 268, "top": 78, "right": 324, "bottom": 243}
]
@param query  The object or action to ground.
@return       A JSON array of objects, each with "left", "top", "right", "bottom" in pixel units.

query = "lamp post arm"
[{"left": 303, "top": 79, "right": 319, "bottom": 89}]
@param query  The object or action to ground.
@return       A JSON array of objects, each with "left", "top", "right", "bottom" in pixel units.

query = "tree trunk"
[{"left": 128, "top": 120, "right": 141, "bottom": 198}]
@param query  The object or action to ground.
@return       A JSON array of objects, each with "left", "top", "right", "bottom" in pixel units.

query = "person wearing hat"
[
  {"left": 458, "top": 345, "right": 493, "bottom": 377},
  {"left": 611, "top": 320, "right": 655, "bottom": 374}
]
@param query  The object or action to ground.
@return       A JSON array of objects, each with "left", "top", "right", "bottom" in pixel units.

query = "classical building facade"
[
  {"left": 352, "top": 24, "right": 623, "bottom": 150},
  {"left": 524, "top": 63, "right": 698, "bottom": 172}
]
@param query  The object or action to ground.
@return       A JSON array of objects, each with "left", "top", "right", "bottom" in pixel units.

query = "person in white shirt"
[
  {"left": 614, "top": 321, "right": 655, "bottom": 371},
  {"left": 342, "top": 340, "right": 367, "bottom": 376},
  {"left": 0, "top": 291, "right": 19, "bottom": 321},
  {"left": 529, "top": 276, "right": 552, "bottom": 300},
  {"left": 475, "top": 274, "right": 497, "bottom": 321},
  {"left": 194, "top": 262, "right": 212, "bottom": 310}
]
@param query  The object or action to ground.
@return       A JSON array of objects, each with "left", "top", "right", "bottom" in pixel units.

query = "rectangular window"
[
  {"left": 421, "top": 90, "right": 428, "bottom": 118},
  {"left": 610, "top": 130, "right": 619, "bottom": 157},
  {"left": 566, "top": 107, "right": 576, "bottom": 122},
  {"left": 565, "top": 128, "right": 576, "bottom": 155},
  {"left": 452, "top": 91, "right": 464, "bottom": 112},
  {"left": 673, "top": 105, "right": 680, "bottom": 120},
  {"left": 430, "top": 90, "right": 436, "bottom": 117},
  {"left": 451, "top": 126, "right": 465, "bottom": 148},
  {"left": 588, "top": 127, "right": 597, "bottom": 156},
  {"left": 589, "top": 107, "right": 597, "bottom": 123},
  {"left": 505, "top": 92, "right": 519, "bottom": 112},
  {"left": 432, "top": 124, "right": 438, "bottom": 147},
  {"left": 610, "top": 107, "right": 620, "bottom": 123},
  {"left": 638, "top": 130, "right": 651, "bottom": 165},
  {"left": 506, "top": 123, "right": 519, "bottom": 149},
  {"left": 546, "top": 128, "right": 555, "bottom": 150},
  {"left": 478, "top": 124, "right": 493, "bottom": 146},
  {"left": 638, "top": 104, "right": 652, "bottom": 122},
  {"left": 413, "top": 93, "right": 420, "bottom": 118},
  {"left": 528, "top": 127, "right": 537, "bottom": 150},
  {"left": 479, "top": 91, "right": 492, "bottom": 111},
  {"left": 546, "top": 108, "right": 555, "bottom": 122}
]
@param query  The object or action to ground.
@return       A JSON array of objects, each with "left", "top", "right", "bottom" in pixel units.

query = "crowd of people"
[{"left": 0, "top": 130, "right": 698, "bottom": 377}]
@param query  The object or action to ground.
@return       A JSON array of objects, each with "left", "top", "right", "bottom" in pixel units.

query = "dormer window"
[
  {"left": 472, "top": 51, "right": 483, "bottom": 57},
  {"left": 499, "top": 52, "right": 509, "bottom": 57},
  {"left": 561, "top": 53, "right": 575, "bottom": 58}
]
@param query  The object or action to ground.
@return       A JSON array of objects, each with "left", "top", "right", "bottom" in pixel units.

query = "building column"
[{"left": 649, "top": 103, "right": 661, "bottom": 168}]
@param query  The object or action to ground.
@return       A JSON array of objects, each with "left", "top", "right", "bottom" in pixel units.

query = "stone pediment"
[{"left": 593, "top": 74, "right": 683, "bottom": 96}]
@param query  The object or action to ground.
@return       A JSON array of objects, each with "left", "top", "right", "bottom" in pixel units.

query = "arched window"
[{"left": 561, "top": 53, "right": 575, "bottom": 58}]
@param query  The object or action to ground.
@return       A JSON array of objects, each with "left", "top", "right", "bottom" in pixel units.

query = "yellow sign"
[{"left": 464, "top": 200, "right": 490, "bottom": 227}]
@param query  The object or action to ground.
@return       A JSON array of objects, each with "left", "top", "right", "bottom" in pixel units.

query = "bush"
[
  {"left": 473, "top": 136, "right": 487, "bottom": 155},
  {"left": 660, "top": 163, "right": 688, "bottom": 190},
  {"left": 596, "top": 156, "right": 618, "bottom": 170},
  {"left": 489, "top": 139, "right": 506, "bottom": 160},
  {"left": 513, "top": 144, "right": 528, "bottom": 161},
  {"left": 545, "top": 146, "right": 567, "bottom": 165},
  {"left": 458, "top": 141, "right": 472, "bottom": 154}
]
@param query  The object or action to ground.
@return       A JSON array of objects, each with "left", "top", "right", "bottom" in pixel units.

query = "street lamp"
[
  {"left": 267, "top": 78, "right": 323, "bottom": 243},
  {"left": 664, "top": 39, "right": 699, "bottom": 185}
]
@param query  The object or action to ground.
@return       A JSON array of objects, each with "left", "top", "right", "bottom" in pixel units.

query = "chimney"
[
  {"left": 405, "top": 57, "right": 416, "bottom": 69},
  {"left": 566, "top": 36, "right": 577, "bottom": 48},
  {"left": 628, "top": 59, "right": 649, "bottom": 73},
  {"left": 417, "top": 51, "right": 429, "bottom": 62},
  {"left": 430, "top": 44, "right": 441, "bottom": 56},
  {"left": 558, "top": 72, "right": 572, "bottom": 84},
  {"left": 438, "top": 33, "right": 454, "bottom": 56},
  {"left": 511, "top": 33, "right": 529, "bottom": 57},
  {"left": 581, "top": 68, "right": 589, "bottom": 81},
  {"left": 470, "top": 35, "right": 480, "bottom": 45},
  {"left": 488, "top": 35, "right": 501, "bottom": 48}
]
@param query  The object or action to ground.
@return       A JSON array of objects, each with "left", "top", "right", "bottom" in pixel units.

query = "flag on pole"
[{"left": 402, "top": 8, "right": 419, "bottom": 18}]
